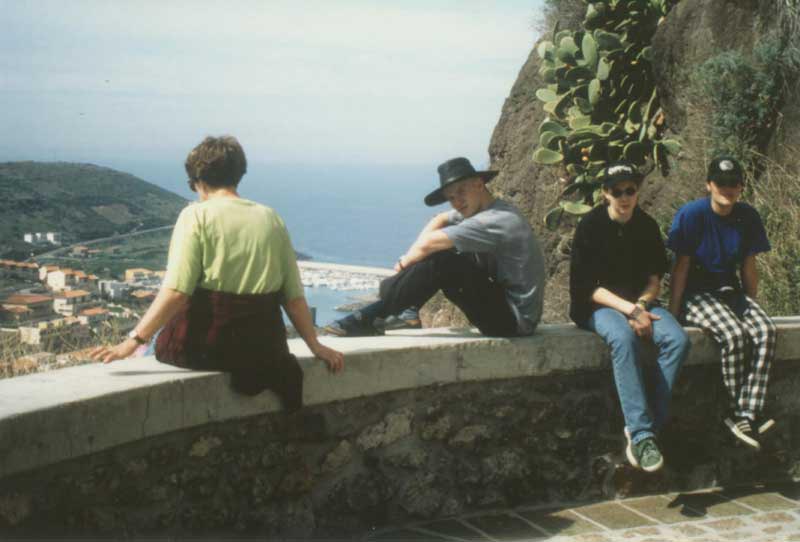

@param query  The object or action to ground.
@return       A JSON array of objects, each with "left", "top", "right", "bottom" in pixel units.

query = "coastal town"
[
  {"left": 0, "top": 233, "right": 391, "bottom": 379},
  {"left": 0, "top": 256, "right": 162, "bottom": 378}
]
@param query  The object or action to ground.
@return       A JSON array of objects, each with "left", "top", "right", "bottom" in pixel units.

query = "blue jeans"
[
  {"left": 143, "top": 329, "right": 161, "bottom": 357},
  {"left": 588, "top": 306, "right": 690, "bottom": 444}
]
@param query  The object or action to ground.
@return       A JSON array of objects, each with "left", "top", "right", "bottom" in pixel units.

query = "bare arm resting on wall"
[
  {"left": 740, "top": 254, "right": 759, "bottom": 299},
  {"left": 283, "top": 296, "right": 344, "bottom": 373},
  {"left": 90, "top": 287, "right": 189, "bottom": 363},
  {"left": 669, "top": 255, "right": 691, "bottom": 317}
]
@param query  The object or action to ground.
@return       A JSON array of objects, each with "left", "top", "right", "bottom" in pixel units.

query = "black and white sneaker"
[{"left": 725, "top": 417, "right": 761, "bottom": 450}]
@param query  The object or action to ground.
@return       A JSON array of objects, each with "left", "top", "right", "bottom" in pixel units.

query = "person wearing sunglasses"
[
  {"left": 570, "top": 162, "right": 690, "bottom": 473},
  {"left": 91, "top": 136, "right": 344, "bottom": 409},
  {"left": 668, "top": 156, "right": 776, "bottom": 451}
]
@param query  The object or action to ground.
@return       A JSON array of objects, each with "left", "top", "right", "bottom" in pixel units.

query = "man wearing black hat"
[
  {"left": 324, "top": 157, "right": 546, "bottom": 337},
  {"left": 668, "top": 156, "right": 776, "bottom": 451}
]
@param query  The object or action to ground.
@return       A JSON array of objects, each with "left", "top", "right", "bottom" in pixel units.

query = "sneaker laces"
[
  {"left": 638, "top": 439, "right": 660, "bottom": 463},
  {"left": 735, "top": 418, "right": 754, "bottom": 435}
]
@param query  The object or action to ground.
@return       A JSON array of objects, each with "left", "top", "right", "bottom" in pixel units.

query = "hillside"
[
  {"left": 422, "top": 1, "right": 800, "bottom": 326},
  {"left": 0, "top": 162, "right": 187, "bottom": 258}
]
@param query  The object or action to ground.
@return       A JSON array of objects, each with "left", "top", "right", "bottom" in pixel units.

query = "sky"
[{"left": 1, "top": 0, "right": 544, "bottom": 168}]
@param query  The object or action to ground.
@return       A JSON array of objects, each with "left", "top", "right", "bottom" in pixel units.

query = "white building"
[
  {"left": 53, "top": 290, "right": 96, "bottom": 317},
  {"left": 98, "top": 280, "right": 130, "bottom": 301},
  {"left": 19, "top": 317, "right": 90, "bottom": 347},
  {"left": 39, "top": 265, "right": 59, "bottom": 282},
  {"left": 46, "top": 269, "right": 80, "bottom": 292},
  {"left": 23, "top": 232, "right": 62, "bottom": 245}
]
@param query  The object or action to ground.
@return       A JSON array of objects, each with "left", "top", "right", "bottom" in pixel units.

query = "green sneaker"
[
  {"left": 632, "top": 437, "right": 664, "bottom": 473},
  {"left": 624, "top": 427, "right": 639, "bottom": 468}
]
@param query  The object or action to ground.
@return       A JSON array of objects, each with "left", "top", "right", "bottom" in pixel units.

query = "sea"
[{"left": 105, "top": 159, "right": 448, "bottom": 326}]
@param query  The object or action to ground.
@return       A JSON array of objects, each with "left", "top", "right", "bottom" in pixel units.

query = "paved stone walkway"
[{"left": 365, "top": 484, "right": 800, "bottom": 541}]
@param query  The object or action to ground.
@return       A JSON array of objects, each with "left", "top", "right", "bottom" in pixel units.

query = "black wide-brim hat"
[{"left": 424, "top": 157, "right": 498, "bottom": 206}]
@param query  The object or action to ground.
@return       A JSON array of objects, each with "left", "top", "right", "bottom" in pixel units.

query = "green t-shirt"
[{"left": 162, "top": 198, "right": 304, "bottom": 301}]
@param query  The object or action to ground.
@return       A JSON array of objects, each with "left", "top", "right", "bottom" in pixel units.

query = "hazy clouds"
[{"left": 2, "top": 0, "right": 542, "bottom": 166}]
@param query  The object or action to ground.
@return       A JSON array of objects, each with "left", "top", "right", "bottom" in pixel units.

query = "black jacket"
[{"left": 569, "top": 205, "right": 668, "bottom": 328}]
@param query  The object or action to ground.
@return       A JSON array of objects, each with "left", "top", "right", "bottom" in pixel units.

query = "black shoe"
[
  {"left": 725, "top": 417, "right": 761, "bottom": 450},
  {"left": 382, "top": 314, "right": 422, "bottom": 331},
  {"left": 323, "top": 312, "right": 384, "bottom": 337}
]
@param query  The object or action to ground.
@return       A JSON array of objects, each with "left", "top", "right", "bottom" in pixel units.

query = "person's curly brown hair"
[{"left": 184, "top": 136, "right": 248, "bottom": 189}]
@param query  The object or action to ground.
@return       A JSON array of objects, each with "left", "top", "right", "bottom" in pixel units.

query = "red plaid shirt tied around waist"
[{"left": 156, "top": 288, "right": 303, "bottom": 410}]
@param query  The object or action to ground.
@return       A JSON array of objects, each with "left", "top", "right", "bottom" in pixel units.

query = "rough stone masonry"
[{"left": 1, "top": 358, "right": 799, "bottom": 538}]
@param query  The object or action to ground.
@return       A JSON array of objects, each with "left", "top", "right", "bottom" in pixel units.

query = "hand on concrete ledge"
[
  {"left": 90, "top": 287, "right": 189, "bottom": 364},
  {"left": 89, "top": 337, "right": 140, "bottom": 364},
  {"left": 310, "top": 341, "right": 345, "bottom": 373},
  {"left": 283, "top": 296, "right": 344, "bottom": 373}
]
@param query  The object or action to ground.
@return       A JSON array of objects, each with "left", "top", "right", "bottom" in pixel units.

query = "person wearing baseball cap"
[
  {"left": 324, "top": 156, "right": 546, "bottom": 338},
  {"left": 668, "top": 156, "right": 776, "bottom": 451},
  {"left": 570, "top": 162, "right": 690, "bottom": 473}
]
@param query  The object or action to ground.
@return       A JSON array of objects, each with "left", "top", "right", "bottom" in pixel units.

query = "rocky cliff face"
[
  {"left": 654, "top": 0, "right": 800, "bottom": 177},
  {"left": 423, "top": 0, "right": 800, "bottom": 327}
]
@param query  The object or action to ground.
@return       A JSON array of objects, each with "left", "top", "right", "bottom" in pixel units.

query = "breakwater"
[{"left": 298, "top": 261, "right": 392, "bottom": 291}]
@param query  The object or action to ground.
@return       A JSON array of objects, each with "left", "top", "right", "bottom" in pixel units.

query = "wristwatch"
[
  {"left": 636, "top": 298, "right": 649, "bottom": 309},
  {"left": 628, "top": 306, "right": 644, "bottom": 320},
  {"left": 127, "top": 329, "right": 147, "bottom": 345}
]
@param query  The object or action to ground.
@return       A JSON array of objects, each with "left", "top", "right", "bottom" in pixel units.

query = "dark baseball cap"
[
  {"left": 600, "top": 162, "right": 643, "bottom": 188},
  {"left": 707, "top": 156, "right": 744, "bottom": 186}
]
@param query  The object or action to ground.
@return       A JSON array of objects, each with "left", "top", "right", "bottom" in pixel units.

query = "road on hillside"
[{"left": 26, "top": 225, "right": 174, "bottom": 262}]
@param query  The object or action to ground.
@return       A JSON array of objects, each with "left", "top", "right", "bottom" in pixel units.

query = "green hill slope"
[{"left": 0, "top": 161, "right": 187, "bottom": 258}]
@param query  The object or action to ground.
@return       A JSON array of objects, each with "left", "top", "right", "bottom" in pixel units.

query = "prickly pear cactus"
[{"left": 534, "top": 0, "right": 681, "bottom": 229}]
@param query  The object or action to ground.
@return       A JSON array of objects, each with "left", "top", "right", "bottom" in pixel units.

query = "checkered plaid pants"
[{"left": 684, "top": 292, "right": 776, "bottom": 419}]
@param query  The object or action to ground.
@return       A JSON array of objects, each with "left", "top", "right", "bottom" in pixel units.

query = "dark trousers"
[
  {"left": 367, "top": 250, "right": 519, "bottom": 337},
  {"left": 155, "top": 288, "right": 303, "bottom": 409}
]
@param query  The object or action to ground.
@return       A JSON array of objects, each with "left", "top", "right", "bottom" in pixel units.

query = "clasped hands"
[{"left": 627, "top": 308, "right": 660, "bottom": 339}]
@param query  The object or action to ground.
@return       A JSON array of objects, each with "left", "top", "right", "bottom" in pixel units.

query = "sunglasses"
[
  {"left": 711, "top": 179, "right": 743, "bottom": 188},
  {"left": 187, "top": 179, "right": 197, "bottom": 192},
  {"left": 610, "top": 186, "right": 637, "bottom": 198}
]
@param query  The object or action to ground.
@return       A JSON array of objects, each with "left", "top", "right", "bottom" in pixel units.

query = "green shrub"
[
  {"left": 745, "top": 155, "right": 800, "bottom": 315},
  {"left": 693, "top": 36, "right": 800, "bottom": 165}
]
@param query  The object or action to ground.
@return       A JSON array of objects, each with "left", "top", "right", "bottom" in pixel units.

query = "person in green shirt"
[{"left": 91, "top": 136, "right": 343, "bottom": 378}]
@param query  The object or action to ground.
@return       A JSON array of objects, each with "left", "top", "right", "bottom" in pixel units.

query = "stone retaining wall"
[{"left": 1, "top": 322, "right": 799, "bottom": 537}]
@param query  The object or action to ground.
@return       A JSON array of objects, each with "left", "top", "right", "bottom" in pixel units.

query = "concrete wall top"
[{"left": 2, "top": 318, "right": 800, "bottom": 479}]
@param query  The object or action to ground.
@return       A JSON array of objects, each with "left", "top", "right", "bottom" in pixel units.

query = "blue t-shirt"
[{"left": 667, "top": 197, "right": 770, "bottom": 294}]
